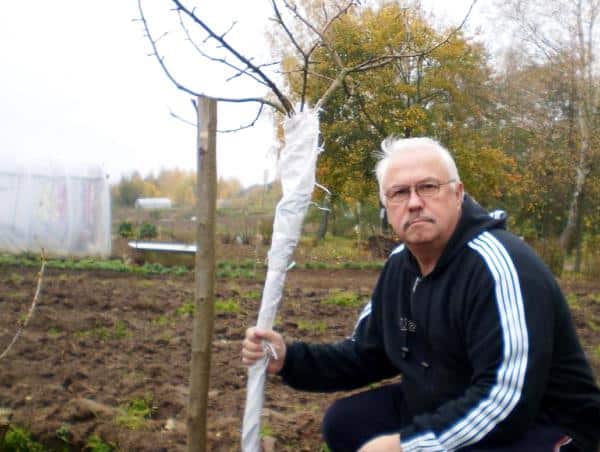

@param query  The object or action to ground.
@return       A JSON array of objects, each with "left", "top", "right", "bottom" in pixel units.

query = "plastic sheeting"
[
  {"left": 0, "top": 158, "right": 111, "bottom": 257},
  {"left": 242, "top": 109, "right": 321, "bottom": 451}
]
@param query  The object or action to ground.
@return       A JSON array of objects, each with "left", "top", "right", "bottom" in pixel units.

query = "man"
[{"left": 242, "top": 137, "right": 600, "bottom": 451}]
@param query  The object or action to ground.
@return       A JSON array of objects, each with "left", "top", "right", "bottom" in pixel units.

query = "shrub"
[
  {"left": 138, "top": 223, "right": 157, "bottom": 239},
  {"left": 529, "top": 237, "right": 564, "bottom": 277},
  {"left": 117, "top": 222, "right": 134, "bottom": 238}
]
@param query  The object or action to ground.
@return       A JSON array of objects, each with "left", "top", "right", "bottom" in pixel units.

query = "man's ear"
[{"left": 456, "top": 181, "right": 465, "bottom": 204}]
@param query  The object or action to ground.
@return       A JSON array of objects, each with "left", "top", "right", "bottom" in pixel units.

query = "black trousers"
[{"left": 322, "top": 383, "right": 574, "bottom": 452}]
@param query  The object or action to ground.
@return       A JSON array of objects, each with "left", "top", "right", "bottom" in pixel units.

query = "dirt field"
[{"left": 0, "top": 252, "right": 599, "bottom": 451}]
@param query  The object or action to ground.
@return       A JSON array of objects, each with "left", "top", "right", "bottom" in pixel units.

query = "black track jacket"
[{"left": 279, "top": 195, "right": 600, "bottom": 451}]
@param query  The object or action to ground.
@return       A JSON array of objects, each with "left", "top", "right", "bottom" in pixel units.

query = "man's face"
[{"left": 382, "top": 149, "right": 464, "bottom": 249}]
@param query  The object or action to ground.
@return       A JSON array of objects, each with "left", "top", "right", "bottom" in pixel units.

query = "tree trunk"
[
  {"left": 187, "top": 96, "right": 217, "bottom": 452},
  {"left": 315, "top": 193, "right": 331, "bottom": 242},
  {"left": 559, "top": 106, "right": 591, "bottom": 252}
]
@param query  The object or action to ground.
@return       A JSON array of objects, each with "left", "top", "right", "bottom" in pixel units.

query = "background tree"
[
  {"left": 498, "top": 0, "right": 600, "bottom": 254},
  {"left": 275, "top": 2, "right": 514, "bottom": 231}
]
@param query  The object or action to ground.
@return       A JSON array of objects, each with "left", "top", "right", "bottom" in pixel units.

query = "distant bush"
[
  {"left": 530, "top": 237, "right": 564, "bottom": 277},
  {"left": 118, "top": 222, "right": 134, "bottom": 238},
  {"left": 138, "top": 223, "right": 157, "bottom": 239}
]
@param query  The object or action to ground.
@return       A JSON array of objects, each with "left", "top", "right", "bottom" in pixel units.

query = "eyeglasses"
[{"left": 384, "top": 179, "right": 456, "bottom": 204}]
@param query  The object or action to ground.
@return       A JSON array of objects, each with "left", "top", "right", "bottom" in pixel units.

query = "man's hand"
[
  {"left": 241, "top": 327, "right": 286, "bottom": 374},
  {"left": 358, "top": 433, "right": 403, "bottom": 452}
]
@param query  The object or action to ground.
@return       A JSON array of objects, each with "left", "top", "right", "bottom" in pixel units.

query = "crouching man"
[{"left": 242, "top": 137, "right": 600, "bottom": 451}]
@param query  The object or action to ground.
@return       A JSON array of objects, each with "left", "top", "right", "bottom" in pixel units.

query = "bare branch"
[
  {"left": 138, "top": 0, "right": 287, "bottom": 114},
  {"left": 172, "top": 0, "right": 294, "bottom": 115},
  {"left": 217, "top": 103, "right": 266, "bottom": 133},
  {"left": 169, "top": 107, "right": 197, "bottom": 127},
  {"left": 0, "top": 252, "right": 46, "bottom": 361},
  {"left": 271, "top": 0, "right": 307, "bottom": 59},
  {"left": 177, "top": 10, "right": 269, "bottom": 88}
]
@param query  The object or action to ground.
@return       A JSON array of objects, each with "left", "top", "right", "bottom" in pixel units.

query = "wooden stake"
[{"left": 187, "top": 96, "right": 217, "bottom": 452}]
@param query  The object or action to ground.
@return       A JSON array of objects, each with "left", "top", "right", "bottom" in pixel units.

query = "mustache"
[{"left": 403, "top": 216, "right": 435, "bottom": 231}]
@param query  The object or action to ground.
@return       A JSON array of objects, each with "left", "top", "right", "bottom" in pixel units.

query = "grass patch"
[
  {"left": 86, "top": 434, "right": 115, "bottom": 452},
  {"left": 215, "top": 298, "right": 241, "bottom": 314},
  {"left": 243, "top": 289, "right": 262, "bottom": 300},
  {"left": 259, "top": 423, "right": 274, "bottom": 439},
  {"left": 55, "top": 424, "right": 72, "bottom": 444},
  {"left": 7, "top": 272, "right": 24, "bottom": 285},
  {"left": 0, "top": 425, "right": 45, "bottom": 452},
  {"left": 48, "top": 327, "right": 62, "bottom": 338},
  {"left": 0, "top": 254, "right": 189, "bottom": 276},
  {"left": 322, "top": 290, "right": 365, "bottom": 308},
  {"left": 297, "top": 319, "right": 326, "bottom": 333},
  {"left": 77, "top": 321, "right": 130, "bottom": 341},
  {"left": 566, "top": 293, "right": 580, "bottom": 310},
  {"left": 176, "top": 301, "right": 195, "bottom": 317},
  {"left": 115, "top": 395, "right": 155, "bottom": 430},
  {"left": 153, "top": 314, "right": 175, "bottom": 327}
]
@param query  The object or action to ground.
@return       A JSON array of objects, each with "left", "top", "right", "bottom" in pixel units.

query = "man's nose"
[{"left": 406, "top": 188, "right": 424, "bottom": 209}]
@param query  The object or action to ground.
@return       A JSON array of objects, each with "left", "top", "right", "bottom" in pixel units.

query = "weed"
[
  {"left": 176, "top": 301, "right": 195, "bottom": 317},
  {"left": 77, "top": 322, "right": 130, "bottom": 341},
  {"left": 153, "top": 315, "right": 174, "bottom": 327},
  {"left": 0, "top": 425, "right": 45, "bottom": 452},
  {"left": 113, "top": 320, "right": 130, "bottom": 339},
  {"left": 215, "top": 299, "right": 241, "bottom": 314},
  {"left": 322, "top": 290, "right": 364, "bottom": 308},
  {"left": 566, "top": 293, "right": 580, "bottom": 310},
  {"left": 8, "top": 273, "right": 24, "bottom": 285},
  {"left": 594, "top": 345, "right": 600, "bottom": 361},
  {"left": 243, "top": 289, "right": 261, "bottom": 300},
  {"left": 259, "top": 423, "right": 274, "bottom": 439},
  {"left": 48, "top": 327, "right": 62, "bottom": 338},
  {"left": 320, "top": 443, "right": 332, "bottom": 452},
  {"left": 115, "top": 395, "right": 155, "bottom": 429},
  {"left": 297, "top": 319, "right": 326, "bottom": 333},
  {"left": 56, "top": 424, "right": 71, "bottom": 443},
  {"left": 86, "top": 434, "right": 115, "bottom": 452},
  {"left": 589, "top": 292, "right": 600, "bottom": 304}
]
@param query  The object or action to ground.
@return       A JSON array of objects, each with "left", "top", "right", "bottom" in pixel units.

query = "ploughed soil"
[{"left": 0, "top": 256, "right": 598, "bottom": 451}]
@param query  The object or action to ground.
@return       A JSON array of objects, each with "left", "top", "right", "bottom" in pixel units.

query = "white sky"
[{"left": 0, "top": 0, "right": 493, "bottom": 188}]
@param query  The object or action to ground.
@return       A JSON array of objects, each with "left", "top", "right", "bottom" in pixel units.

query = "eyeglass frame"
[{"left": 384, "top": 178, "right": 457, "bottom": 205}]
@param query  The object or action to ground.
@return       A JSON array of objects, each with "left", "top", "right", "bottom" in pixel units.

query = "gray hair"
[{"left": 375, "top": 136, "right": 460, "bottom": 204}]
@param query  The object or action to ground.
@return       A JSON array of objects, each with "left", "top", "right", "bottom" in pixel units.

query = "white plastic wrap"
[
  {"left": 0, "top": 158, "right": 111, "bottom": 257},
  {"left": 242, "top": 109, "right": 320, "bottom": 451}
]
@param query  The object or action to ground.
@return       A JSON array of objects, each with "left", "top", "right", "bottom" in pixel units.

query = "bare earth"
[{"left": 0, "top": 259, "right": 598, "bottom": 451}]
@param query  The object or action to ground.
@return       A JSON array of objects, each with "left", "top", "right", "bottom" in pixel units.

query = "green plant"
[
  {"left": 215, "top": 299, "right": 241, "bottom": 314},
  {"left": 153, "top": 315, "right": 174, "bottom": 327},
  {"left": 115, "top": 395, "right": 155, "bottom": 429},
  {"left": 117, "top": 222, "right": 134, "bottom": 238},
  {"left": 322, "top": 290, "right": 365, "bottom": 308},
  {"left": 56, "top": 424, "right": 71, "bottom": 444},
  {"left": 566, "top": 293, "right": 580, "bottom": 311},
  {"left": 113, "top": 320, "right": 130, "bottom": 339},
  {"left": 138, "top": 223, "right": 157, "bottom": 239},
  {"left": 48, "top": 327, "right": 62, "bottom": 338},
  {"left": 86, "top": 434, "right": 115, "bottom": 452},
  {"left": 7, "top": 273, "right": 24, "bottom": 285},
  {"left": 297, "top": 319, "right": 326, "bottom": 333},
  {"left": 176, "top": 301, "right": 195, "bottom": 317},
  {"left": 320, "top": 443, "right": 332, "bottom": 452},
  {"left": 0, "top": 425, "right": 45, "bottom": 452},
  {"left": 243, "top": 290, "right": 261, "bottom": 300},
  {"left": 259, "top": 423, "right": 274, "bottom": 439}
]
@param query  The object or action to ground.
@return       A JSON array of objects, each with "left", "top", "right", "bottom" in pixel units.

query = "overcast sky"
[{"left": 0, "top": 0, "right": 491, "bottom": 188}]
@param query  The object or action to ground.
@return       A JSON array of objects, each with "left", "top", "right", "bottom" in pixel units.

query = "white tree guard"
[{"left": 242, "top": 109, "right": 320, "bottom": 451}]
